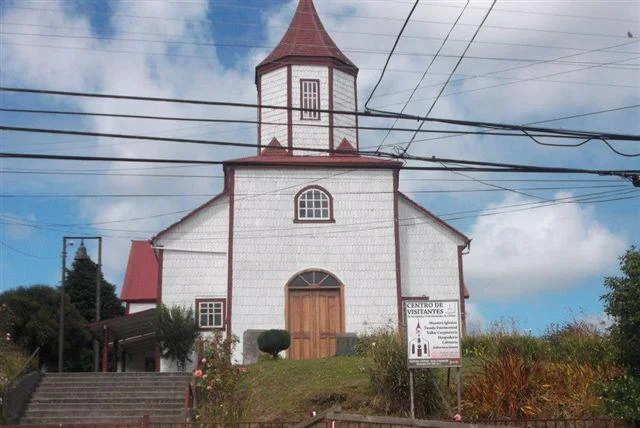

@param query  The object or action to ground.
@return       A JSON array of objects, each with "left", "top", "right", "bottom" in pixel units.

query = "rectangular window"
[
  {"left": 196, "top": 299, "right": 225, "bottom": 329},
  {"left": 301, "top": 79, "right": 320, "bottom": 120}
]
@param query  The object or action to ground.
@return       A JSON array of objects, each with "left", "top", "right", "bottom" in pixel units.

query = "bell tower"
[{"left": 255, "top": 0, "right": 359, "bottom": 156}]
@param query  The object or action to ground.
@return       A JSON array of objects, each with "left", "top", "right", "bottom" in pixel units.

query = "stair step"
[
  {"left": 23, "top": 408, "right": 183, "bottom": 417},
  {"left": 26, "top": 403, "right": 183, "bottom": 411},
  {"left": 21, "top": 415, "right": 187, "bottom": 425},
  {"left": 30, "top": 397, "right": 183, "bottom": 404}
]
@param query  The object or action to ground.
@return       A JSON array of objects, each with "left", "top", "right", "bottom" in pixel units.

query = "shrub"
[
  {"left": 194, "top": 332, "right": 246, "bottom": 423},
  {"left": 600, "top": 373, "right": 640, "bottom": 421},
  {"left": 356, "top": 328, "right": 441, "bottom": 418},
  {"left": 543, "top": 320, "right": 615, "bottom": 366},
  {"left": 257, "top": 329, "right": 291, "bottom": 359},
  {"left": 156, "top": 304, "right": 199, "bottom": 371}
]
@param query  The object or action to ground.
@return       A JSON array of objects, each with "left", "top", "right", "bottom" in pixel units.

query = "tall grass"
[{"left": 356, "top": 328, "right": 442, "bottom": 418}]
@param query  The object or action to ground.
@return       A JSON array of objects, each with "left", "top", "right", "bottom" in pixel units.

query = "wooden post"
[
  {"left": 456, "top": 367, "right": 461, "bottom": 415},
  {"left": 409, "top": 369, "right": 415, "bottom": 420},
  {"left": 141, "top": 414, "right": 150, "bottom": 428},
  {"left": 101, "top": 326, "right": 109, "bottom": 373}
]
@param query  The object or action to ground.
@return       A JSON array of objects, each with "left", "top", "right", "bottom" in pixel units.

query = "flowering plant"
[{"left": 193, "top": 331, "right": 246, "bottom": 422}]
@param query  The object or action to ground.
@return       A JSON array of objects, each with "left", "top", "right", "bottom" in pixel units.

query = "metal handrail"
[{"left": 5, "top": 346, "right": 40, "bottom": 390}]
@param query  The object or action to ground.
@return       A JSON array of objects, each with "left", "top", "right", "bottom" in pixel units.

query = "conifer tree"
[{"left": 65, "top": 243, "right": 124, "bottom": 323}]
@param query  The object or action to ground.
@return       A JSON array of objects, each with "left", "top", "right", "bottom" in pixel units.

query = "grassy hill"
[{"left": 239, "top": 356, "right": 371, "bottom": 422}]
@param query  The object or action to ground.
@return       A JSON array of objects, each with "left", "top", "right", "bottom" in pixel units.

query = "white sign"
[{"left": 404, "top": 300, "right": 461, "bottom": 368}]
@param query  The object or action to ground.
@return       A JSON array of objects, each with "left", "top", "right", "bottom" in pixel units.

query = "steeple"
[
  {"left": 255, "top": 0, "right": 360, "bottom": 156},
  {"left": 256, "top": 0, "right": 358, "bottom": 78}
]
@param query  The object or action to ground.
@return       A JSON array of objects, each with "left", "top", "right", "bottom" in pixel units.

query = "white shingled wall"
[
  {"left": 291, "top": 65, "right": 330, "bottom": 155},
  {"left": 333, "top": 69, "right": 357, "bottom": 146},
  {"left": 398, "top": 196, "right": 465, "bottom": 300},
  {"left": 128, "top": 302, "right": 156, "bottom": 314},
  {"left": 231, "top": 168, "right": 397, "bottom": 362},
  {"left": 154, "top": 195, "right": 229, "bottom": 371},
  {"left": 260, "top": 68, "right": 288, "bottom": 148}
]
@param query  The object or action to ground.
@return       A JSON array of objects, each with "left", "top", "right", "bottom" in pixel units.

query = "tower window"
[
  {"left": 300, "top": 79, "right": 320, "bottom": 120},
  {"left": 295, "top": 186, "right": 334, "bottom": 223}
]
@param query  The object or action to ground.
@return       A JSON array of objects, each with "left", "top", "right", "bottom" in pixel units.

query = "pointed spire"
[
  {"left": 256, "top": 0, "right": 357, "bottom": 76},
  {"left": 74, "top": 240, "right": 89, "bottom": 261}
]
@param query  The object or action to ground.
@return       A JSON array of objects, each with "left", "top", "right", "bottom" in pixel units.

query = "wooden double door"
[{"left": 288, "top": 287, "right": 344, "bottom": 360}]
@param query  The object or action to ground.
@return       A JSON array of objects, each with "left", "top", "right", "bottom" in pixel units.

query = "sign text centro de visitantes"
[{"left": 404, "top": 300, "right": 461, "bottom": 368}]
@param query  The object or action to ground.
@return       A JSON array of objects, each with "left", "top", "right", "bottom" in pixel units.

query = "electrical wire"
[
  {"left": 374, "top": 0, "right": 470, "bottom": 153},
  {"left": 2, "top": 87, "right": 639, "bottom": 141},
  {"left": 364, "top": 0, "right": 420, "bottom": 111}
]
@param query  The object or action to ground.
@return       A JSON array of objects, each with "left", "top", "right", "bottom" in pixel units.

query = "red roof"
[
  {"left": 256, "top": 0, "right": 357, "bottom": 76},
  {"left": 120, "top": 241, "right": 159, "bottom": 302},
  {"left": 226, "top": 154, "right": 402, "bottom": 169}
]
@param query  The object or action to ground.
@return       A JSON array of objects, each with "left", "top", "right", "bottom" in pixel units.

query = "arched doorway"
[{"left": 286, "top": 270, "right": 345, "bottom": 360}]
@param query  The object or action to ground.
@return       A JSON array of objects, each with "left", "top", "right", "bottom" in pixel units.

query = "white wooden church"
[{"left": 98, "top": 0, "right": 471, "bottom": 371}]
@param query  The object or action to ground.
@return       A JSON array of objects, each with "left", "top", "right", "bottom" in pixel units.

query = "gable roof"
[
  {"left": 398, "top": 192, "right": 471, "bottom": 245},
  {"left": 256, "top": 0, "right": 358, "bottom": 77},
  {"left": 120, "top": 241, "right": 159, "bottom": 302},
  {"left": 152, "top": 191, "right": 228, "bottom": 241}
]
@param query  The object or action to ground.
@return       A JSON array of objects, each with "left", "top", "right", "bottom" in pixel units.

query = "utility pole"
[
  {"left": 58, "top": 236, "right": 102, "bottom": 373},
  {"left": 58, "top": 237, "right": 68, "bottom": 373}
]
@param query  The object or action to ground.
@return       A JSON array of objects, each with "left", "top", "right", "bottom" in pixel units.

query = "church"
[{"left": 103, "top": 0, "right": 471, "bottom": 370}]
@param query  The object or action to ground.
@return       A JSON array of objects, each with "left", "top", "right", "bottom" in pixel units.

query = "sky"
[{"left": 1, "top": 0, "right": 639, "bottom": 335}]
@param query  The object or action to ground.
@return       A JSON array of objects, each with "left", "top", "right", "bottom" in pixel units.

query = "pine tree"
[{"left": 65, "top": 243, "right": 124, "bottom": 323}]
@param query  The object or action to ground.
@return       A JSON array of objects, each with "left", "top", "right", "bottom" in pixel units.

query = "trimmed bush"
[{"left": 257, "top": 329, "right": 291, "bottom": 359}]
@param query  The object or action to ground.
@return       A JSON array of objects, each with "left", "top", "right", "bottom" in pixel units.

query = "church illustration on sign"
[
  {"left": 409, "top": 321, "right": 430, "bottom": 359},
  {"left": 90, "top": 0, "right": 471, "bottom": 371}
]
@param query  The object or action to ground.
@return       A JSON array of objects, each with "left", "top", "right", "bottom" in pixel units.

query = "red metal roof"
[
  {"left": 226, "top": 154, "right": 402, "bottom": 169},
  {"left": 256, "top": 0, "right": 357, "bottom": 76},
  {"left": 120, "top": 241, "right": 159, "bottom": 302}
]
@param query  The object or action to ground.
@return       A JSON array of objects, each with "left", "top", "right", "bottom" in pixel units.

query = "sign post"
[{"left": 404, "top": 300, "right": 462, "bottom": 416}]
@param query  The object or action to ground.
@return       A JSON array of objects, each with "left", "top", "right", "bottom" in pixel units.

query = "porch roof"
[{"left": 87, "top": 308, "right": 157, "bottom": 340}]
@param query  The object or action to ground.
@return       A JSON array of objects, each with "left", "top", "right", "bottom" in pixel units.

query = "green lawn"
[{"left": 240, "top": 356, "right": 371, "bottom": 422}]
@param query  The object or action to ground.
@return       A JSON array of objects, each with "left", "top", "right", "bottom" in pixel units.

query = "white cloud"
[
  {"left": 464, "top": 301, "right": 486, "bottom": 334},
  {"left": 465, "top": 192, "right": 628, "bottom": 300}
]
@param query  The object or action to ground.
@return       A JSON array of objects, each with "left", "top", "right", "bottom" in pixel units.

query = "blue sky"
[{"left": 1, "top": 0, "right": 639, "bottom": 334}]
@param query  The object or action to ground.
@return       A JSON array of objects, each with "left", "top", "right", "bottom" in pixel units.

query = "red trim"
[
  {"left": 226, "top": 169, "right": 235, "bottom": 343},
  {"left": 226, "top": 155, "right": 402, "bottom": 169},
  {"left": 294, "top": 185, "right": 335, "bottom": 223},
  {"left": 156, "top": 248, "right": 163, "bottom": 305},
  {"left": 299, "top": 79, "right": 321, "bottom": 121},
  {"left": 257, "top": 58, "right": 357, "bottom": 82},
  {"left": 257, "top": 74, "right": 262, "bottom": 155},
  {"left": 195, "top": 298, "right": 227, "bottom": 331},
  {"left": 393, "top": 170, "right": 403, "bottom": 328},
  {"left": 152, "top": 191, "right": 228, "bottom": 241},
  {"left": 328, "top": 66, "right": 334, "bottom": 152},
  {"left": 287, "top": 65, "right": 293, "bottom": 152},
  {"left": 458, "top": 245, "right": 467, "bottom": 334},
  {"left": 398, "top": 192, "right": 471, "bottom": 244},
  {"left": 354, "top": 77, "right": 359, "bottom": 150}
]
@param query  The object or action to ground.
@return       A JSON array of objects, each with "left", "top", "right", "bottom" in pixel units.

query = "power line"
[
  {"left": 3, "top": 107, "right": 617, "bottom": 140},
  {"left": 364, "top": 0, "right": 421, "bottom": 111},
  {"left": 6, "top": 21, "right": 640, "bottom": 59},
  {"left": 0, "top": 239, "right": 56, "bottom": 260},
  {"left": 375, "top": 0, "right": 470, "bottom": 153},
  {"left": 2, "top": 149, "right": 639, "bottom": 178},
  {"left": 2, "top": 87, "right": 639, "bottom": 141},
  {"left": 401, "top": 0, "right": 497, "bottom": 155},
  {"left": 7, "top": 4, "right": 635, "bottom": 39}
]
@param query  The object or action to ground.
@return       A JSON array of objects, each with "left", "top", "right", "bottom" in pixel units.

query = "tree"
[
  {"left": 601, "top": 246, "right": 640, "bottom": 421},
  {"left": 156, "top": 305, "right": 200, "bottom": 371},
  {"left": 0, "top": 285, "right": 92, "bottom": 372},
  {"left": 602, "top": 246, "right": 640, "bottom": 374},
  {"left": 64, "top": 247, "right": 124, "bottom": 323}
]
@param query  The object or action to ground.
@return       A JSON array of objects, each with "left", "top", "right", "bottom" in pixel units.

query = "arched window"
[
  {"left": 288, "top": 270, "right": 342, "bottom": 288},
  {"left": 295, "top": 186, "right": 334, "bottom": 222}
]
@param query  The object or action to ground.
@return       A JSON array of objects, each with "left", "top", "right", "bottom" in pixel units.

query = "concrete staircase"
[{"left": 20, "top": 372, "right": 191, "bottom": 425}]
